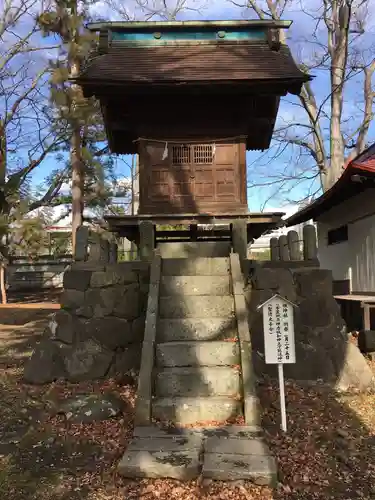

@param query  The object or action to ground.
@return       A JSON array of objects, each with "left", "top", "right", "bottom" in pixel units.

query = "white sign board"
[
  {"left": 260, "top": 295, "right": 296, "bottom": 365},
  {"left": 257, "top": 294, "right": 297, "bottom": 433}
]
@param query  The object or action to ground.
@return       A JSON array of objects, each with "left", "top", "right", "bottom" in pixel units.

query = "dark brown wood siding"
[{"left": 139, "top": 140, "right": 247, "bottom": 214}]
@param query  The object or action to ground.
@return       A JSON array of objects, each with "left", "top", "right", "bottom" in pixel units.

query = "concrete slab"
[
  {"left": 160, "top": 275, "right": 231, "bottom": 297},
  {"left": 159, "top": 295, "right": 234, "bottom": 319},
  {"left": 157, "top": 318, "right": 238, "bottom": 342},
  {"left": 118, "top": 449, "right": 201, "bottom": 480},
  {"left": 155, "top": 366, "right": 240, "bottom": 397},
  {"left": 152, "top": 396, "right": 242, "bottom": 425},
  {"left": 204, "top": 437, "right": 269, "bottom": 455},
  {"left": 133, "top": 425, "right": 263, "bottom": 439},
  {"left": 127, "top": 435, "right": 203, "bottom": 452},
  {"left": 162, "top": 258, "right": 230, "bottom": 276},
  {"left": 156, "top": 341, "right": 240, "bottom": 367},
  {"left": 202, "top": 452, "right": 277, "bottom": 486}
]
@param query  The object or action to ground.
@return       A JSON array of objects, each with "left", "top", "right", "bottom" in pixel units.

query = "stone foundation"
[
  {"left": 24, "top": 260, "right": 149, "bottom": 384},
  {"left": 245, "top": 267, "right": 375, "bottom": 391}
]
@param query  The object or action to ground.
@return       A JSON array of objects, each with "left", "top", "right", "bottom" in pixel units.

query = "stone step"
[
  {"left": 118, "top": 434, "right": 203, "bottom": 480},
  {"left": 159, "top": 295, "right": 234, "bottom": 319},
  {"left": 160, "top": 275, "right": 231, "bottom": 297},
  {"left": 152, "top": 397, "right": 242, "bottom": 425},
  {"left": 158, "top": 241, "right": 231, "bottom": 259},
  {"left": 157, "top": 318, "right": 238, "bottom": 342},
  {"left": 162, "top": 257, "right": 230, "bottom": 276},
  {"left": 133, "top": 425, "right": 264, "bottom": 439},
  {"left": 156, "top": 341, "right": 240, "bottom": 367},
  {"left": 155, "top": 367, "right": 241, "bottom": 397},
  {"left": 203, "top": 448, "right": 277, "bottom": 486}
]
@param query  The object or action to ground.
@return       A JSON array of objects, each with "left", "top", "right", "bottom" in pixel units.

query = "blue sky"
[{"left": 11, "top": 0, "right": 375, "bottom": 214}]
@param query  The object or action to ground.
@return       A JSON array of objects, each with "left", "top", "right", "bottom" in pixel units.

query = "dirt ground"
[{"left": 0, "top": 299, "right": 375, "bottom": 500}]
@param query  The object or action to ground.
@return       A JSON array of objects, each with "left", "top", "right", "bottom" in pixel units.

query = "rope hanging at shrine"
[{"left": 133, "top": 135, "right": 248, "bottom": 144}]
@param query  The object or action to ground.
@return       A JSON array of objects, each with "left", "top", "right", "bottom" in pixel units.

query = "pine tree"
[{"left": 38, "top": 0, "right": 111, "bottom": 252}]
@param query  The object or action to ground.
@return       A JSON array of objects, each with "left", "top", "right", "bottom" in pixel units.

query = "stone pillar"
[
  {"left": 270, "top": 237, "right": 279, "bottom": 261},
  {"left": 278, "top": 235, "right": 290, "bottom": 261},
  {"left": 139, "top": 221, "right": 155, "bottom": 262},
  {"left": 232, "top": 220, "right": 247, "bottom": 263},
  {"left": 88, "top": 234, "right": 110, "bottom": 263},
  {"left": 303, "top": 224, "right": 318, "bottom": 261},
  {"left": 74, "top": 226, "right": 89, "bottom": 261},
  {"left": 287, "top": 230, "right": 300, "bottom": 261},
  {"left": 109, "top": 242, "right": 118, "bottom": 264}
]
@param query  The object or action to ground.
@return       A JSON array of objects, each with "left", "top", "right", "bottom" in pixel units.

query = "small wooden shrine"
[{"left": 75, "top": 20, "right": 309, "bottom": 246}]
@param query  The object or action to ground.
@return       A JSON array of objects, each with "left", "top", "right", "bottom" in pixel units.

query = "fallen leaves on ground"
[{"left": 1, "top": 308, "right": 375, "bottom": 499}]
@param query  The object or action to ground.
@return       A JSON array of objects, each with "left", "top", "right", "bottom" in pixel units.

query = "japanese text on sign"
[{"left": 260, "top": 295, "right": 296, "bottom": 365}]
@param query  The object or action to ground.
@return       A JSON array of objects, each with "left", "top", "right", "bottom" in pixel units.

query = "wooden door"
[{"left": 140, "top": 141, "right": 244, "bottom": 214}]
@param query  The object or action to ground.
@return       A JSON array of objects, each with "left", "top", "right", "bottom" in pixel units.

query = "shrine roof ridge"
[{"left": 86, "top": 20, "right": 293, "bottom": 31}]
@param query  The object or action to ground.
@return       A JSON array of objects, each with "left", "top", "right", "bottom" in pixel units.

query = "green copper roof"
[{"left": 87, "top": 19, "right": 292, "bottom": 31}]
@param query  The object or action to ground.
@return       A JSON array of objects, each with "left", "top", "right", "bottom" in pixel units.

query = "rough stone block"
[
  {"left": 157, "top": 318, "right": 238, "bottom": 342},
  {"left": 101, "top": 265, "right": 139, "bottom": 285},
  {"left": 132, "top": 425, "right": 263, "bottom": 439},
  {"left": 156, "top": 341, "right": 240, "bottom": 367},
  {"left": 132, "top": 316, "right": 146, "bottom": 340},
  {"left": 24, "top": 340, "right": 66, "bottom": 384},
  {"left": 113, "top": 283, "right": 142, "bottom": 320},
  {"left": 63, "top": 270, "right": 92, "bottom": 291},
  {"left": 84, "top": 288, "right": 116, "bottom": 318},
  {"left": 294, "top": 269, "right": 333, "bottom": 297},
  {"left": 111, "top": 344, "right": 143, "bottom": 375},
  {"left": 82, "top": 317, "right": 135, "bottom": 350},
  {"left": 159, "top": 295, "right": 234, "bottom": 319},
  {"left": 252, "top": 268, "right": 293, "bottom": 291},
  {"left": 152, "top": 397, "right": 241, "bottom": 425},
  {"left": 90, "top": 271, "right": 118, "bottom": 288},
  {"left": 48, "top": 310, "right": 82, "bottom": 344},
  {"left": 335, "top": 342, "right": 375, "bottom": 392},
  {"left": 297, "top": 296, "right": 340, "bottom": 328},
  {"left": 155, "top": 366, "right": 241, "bottom": 397},
  {"left": 202, "top": 452, "right": 277, "bottom": 486},
  {"left": 160, "top": 275, "right": 230, "bottom": 297},
  {"left": 117, "top": 449, "right": 201, "bottom": 480},
  {"left": 62, "top": 339, "right": 114, "bottom": 382},
  {"left": 60, "top": 289, "right": 85, "bottom": 310}
]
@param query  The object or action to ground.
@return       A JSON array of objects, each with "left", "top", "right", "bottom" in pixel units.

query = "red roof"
[{"left": 286, "top": 143, "right": 375, "bottom": 226}]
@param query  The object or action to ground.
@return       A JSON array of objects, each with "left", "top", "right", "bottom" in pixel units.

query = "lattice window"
[
  {"left": 172, "top": 145, "right": 191, "bottom": 165},
  {"left": 194, "top": 145, "right": 213, "bottom": 164}
]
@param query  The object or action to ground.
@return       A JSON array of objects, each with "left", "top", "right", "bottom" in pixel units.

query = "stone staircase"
[
  {"left": 154, "top": 257, "right": 242, "bottom": 425},
  {"left": 118, "top": 250, "right": 277, "bottom": 485}
]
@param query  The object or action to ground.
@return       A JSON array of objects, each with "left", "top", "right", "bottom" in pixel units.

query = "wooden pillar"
[
  {"left": 279, "top": 235, "right": 290, "bottom": 261},
  {"left": 287, "top": 230, "right": 300, "bottom": 261},
  {"left": 139, "top": 221, "right": 155, "bottom": 262},
  {"left": 270, "top": 237, "right": 280, "bottom": 261},
  {"left": 303, "top": 224, "right": 318, "bottom": 261}
]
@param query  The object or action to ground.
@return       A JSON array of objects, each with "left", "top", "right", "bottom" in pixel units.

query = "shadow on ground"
[{"left": 0, "top": 291, "right": 374, "bottom": 499}]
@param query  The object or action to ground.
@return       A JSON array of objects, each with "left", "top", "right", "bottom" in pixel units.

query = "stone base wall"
[
  {"left": 24, "top": 261, "right": 150, "bottom": 384},
  {"left": 245, "top": 267, "right": 374, "bottom": 392}
]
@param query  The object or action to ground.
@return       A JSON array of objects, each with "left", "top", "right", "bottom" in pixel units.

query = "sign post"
[{"left": 257, "top": 294, "right": 297, "bottom": 433}]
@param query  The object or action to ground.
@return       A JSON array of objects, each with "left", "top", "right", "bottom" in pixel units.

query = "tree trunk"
[
  {"left": 1, "top": 263, "right": 7, "bottom": 304},
  {"left": 0, "top": 119, "right": 6, "bottom": 186},
  {"left": 71, "top": 122, "right": 84, "bottom": 253},
  {"left": 69, "top": 2, "right": 84, "bottom": 254}
]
